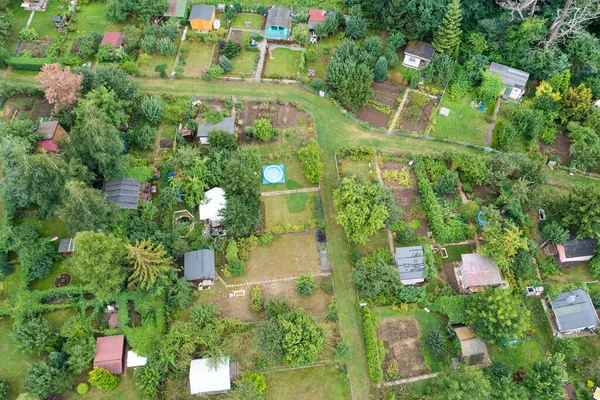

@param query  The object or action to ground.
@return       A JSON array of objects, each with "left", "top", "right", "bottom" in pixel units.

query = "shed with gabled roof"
[
  {"left": 395, "top": 245, "right": 425, "bottom": 285},
  {"left": 165, "top": 0, "right": 187, "bottom": 18},
  {"left": 94, "top": 334, "right": 125, "bottom": 375},
  {"left": 556, "top": 236, "right": 597, "bottom": 263},
  {"left": 457, "top": 253, "right": 503, "bottom": 292},
  {"left": 101, "top": 32, "right": 124, "bottom": 48},
  {"left": 184, "top": 249, "right": 215, "bottom": 288},
  {"left": 551, "top": 289, "right": 600, "bottom": 334},
  {"left": 102, "top": 178, "right": 141, "bottom": 210},
  {"left": 36, "top": 120, "right": 66, "bottom": 153},
  {"left": 453, "top": 325, "right": 488, "bottom": 365},
  {"left": 265, "top": 7, "right": 291, "bottom": 40},
  {"left": 488, "top": 62, "right": 530, "bottom": 101},
  {"left": 403, "top": 40, "right": 436, "bottom": 69},
  {"left": 58, "top": 238, "right": 75, "bottom": 255},
  {"left": 189, "top": 5, "right": 215, "bottom": 31}
]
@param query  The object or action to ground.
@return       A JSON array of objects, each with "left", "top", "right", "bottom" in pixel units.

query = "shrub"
[
  {"left": 7, "top": 57, "right": 50, "bottom": 71},
  {"left": 292, "top": 24, "right": 310, "bottom": 47},
  {"left": 404, "top": 106, "right": 423, "bottom": 124},
  {"left": 362, "top": 307, "right": 385, "bottom": 382},
  {"left": 320, "top": 280, "right": 334, "bottom": 294},
  {"left": 433, "top": 170, "right": 458, "bottom": 195},
  {"left": 207, "top": 64, "right": 224, "bottom": 77},
  {"left": 19, "top": 28, "right": 39, "bottom": 41},
  {"left": 541, "top": 221, "right": 569, "bottom": 245},
  {"left": 334, "top": 340, "right": 351, "bottom": 361},
  {"left": 127, "top": 124, "right": 157, "bottom": 149},
  {"left": 221, "top": 40, "right": 240, "bottom": 59},
  {"left": 310, "top": 78, "right": 325, "bottom": 92},
  {"left": 374, "top": 56, "right": 388, "bottom": 82},
  {"left": 250, "top": 284, "right": 263, "bottom": 312},
  {"left": 264, "top": 297, "right": 290, "bottom": 318},
  {"left": 227, "top": 258, "right": 245, "bottom": 276},
  {"left": 305, "top": 49, "right": 317, "bottom": 62},
  {"left": 423, "top": 328, "right": 445, "bottom": 357},
  {"left": 241, "top": 371, "right": 267, "bottom": 395},
  {"left": 0, "top": 380, "right": 8, "bottom": 400},
  {"left": 298, "top": 139, "right": 323, "bottom": 184},
  {"left": 218, "top": 55, "right": 232, "bottom": 74},
  {"left": 76, "top": 383, "right": 89, "bottom": 395},
  {"left": 154, "top": 63, "right": 167, "bottom": 78},
  {"left": 296, "top": 275, "right": 316, "bottom": 295},
  {"left": 89, "top": 367, "right": 119, "bottom": 391},
  {"left": 139, "top": 96, "right": 164, "bottom": 124},
  {"left": 409, "top": 70, "right": 420, "bottom": 88},
  {"left": 253, "top": 118, "right": 273, "bottom": 141}
]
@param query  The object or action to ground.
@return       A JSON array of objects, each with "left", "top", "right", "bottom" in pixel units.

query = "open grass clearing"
[
  {"left": 45, "top": 307, "right": 78, "bottom": 330},
  {"left": 353, "top": 229, "right": 390, "bottom": 257},
  {"left": 230, "top": 13, "right": 264, "bottom": 29},
  {"left": 337, "top": 159, "right": 374, "bottom": 180},
  {"left": 263, "top": 192, "right": 318, "bottom": 231},
  {"left": 545, "top": 262, "right": 594, "bottom": 284},
  {"left": 488, "top": 338, "right": 543, "bottom": 372},
  {"left": 30, "top": 259, "right": 84, "bottom": 291},
  {"left": 525, "top": 297, "right": 554, "bottom": 354},
  {"left": 225, "top": 231, "right": 321, "bottom": 284},
  {"left": 305, "top": 34, "right": 341, "bottom": 79},
  {"left": 230, "top": 35, "right": 257, "bottom": 76},
  {"left": 372, "top": 305, "right": 449, "bottom": 377},
  {"left": 264, "top": 48, "right": 301, "bottom": 79},
  {"left": 71, "top": 2, "right": 124, "bottom": 35},
  {"left": 182, "top": 41, "right": 214, "bottom": 77},
  {"left": 66, "top": 369, "right": 137, "bottom": 400},
  {"left": 138, "top": 45, "right": 180, "bottom": 77},
  {"left": 261, "top": 157, "right": 316, "bottom": 192},
  {"left": 442, "top": 243, "right": 473, "bottom": 263},
  {"left": 264, "top": 363, "right": 350, "bottom": 400},
  {"left": 0, "top": 316, "right": 40, "bottom": 398},
  {"left": 431, "top": 92, "right": 488, "bottom": 146}
]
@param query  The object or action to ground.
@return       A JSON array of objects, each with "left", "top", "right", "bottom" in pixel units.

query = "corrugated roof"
[
  {"left": 189, "top": 358, "right": 231, "bottom": 395},
  {"left": 453, "top": 326, "right": 487, "bottom": 365},
  {"left": 184, "top": 249, "right": 215, "bottom": 281},
  {"left": 309, "top": 9, "right": 328, "bottom": 23},
  {"left": 101, "top": 32, "right": 124, "bottom": 47},
  {"left": 404, "top": 40, "right": 436, "bottom": 61},
  {"left": 266, "top": 7, "right": 291, "bottom": 29},
  {"left": 103, "top": 178, "right": 141, "bottom": 210},
  {"left": 94, "top": 335, "right": 125, "bottom": 375},
  {"left": 58, "top": 238, "right": 75, "bottom": 253},
  {"left": 37, "top": 120, "right": 59, "bottom": 140},
  {"left": 552, "top": 289, "right": 600, "bottom": 332},
  {"left": 395, "top": 246, "right": 425, "bottom": 280},
  {"left": 189, "top": 4, "right": 214, "bottom": 22},
  {"left": 489, "top": 62, "right": 529, "bottom": 89},
  {"left": 196, "top": 117, "right": 235, "bottom": 138},
  {"left": 459, "top": 254, "right": 502, "bottom": 289},
  {"left": 165, "top": 0, "right": 188, "bottom": 17}
]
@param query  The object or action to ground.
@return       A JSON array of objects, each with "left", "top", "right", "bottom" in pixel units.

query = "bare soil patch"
[
  {"left": 378, "top": 316, "right": 427, "bottom": 378},
  {"left": 372, "top": 81, "right": 402, "bottom": 106},
  {"left": 3, "top": 95, "right": 52, "bottom": 121},
  {"left": 399, "top": 99, "right": 437, "bottom": 133},
  {"left": 355, "top": 107, "right": 390, "bottom": 128},
  {"left": 471, "top": 184, "right": 498, "bottom": 203},
  {"left": 355, "top": 81, "right": 401, "bottom": 128},
  {"left": 230, "top": 29, "right": 243, "bottom": 45},
  {"left": 18, "top": 39, "right": 51, "bottom": 57},
  {"left": 443, "top": 262, "right": 462, "bottom": 293},
  {"left": 273, "top": 103, "right": 305, "bottom": 128},
  {"left": 539, "top": 131, "right": 571, "bottom": 164}
]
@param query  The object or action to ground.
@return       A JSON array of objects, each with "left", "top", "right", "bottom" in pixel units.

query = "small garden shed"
[
  {"left": 453, "top": 325, "right": 488, "bottom": 365},
  {"left": 188, "top": 5, "right": 215, "bottom": 31},
  {"left": 488, "top": 62, "right": 530, "bottom": 101},
  {"left": 93, "top": 334, "right": 126, "bottom": 375},
  {"left": 556, "top": 236, "right": 597, "bottom": 263},
  {"left": 184, "top": 249, "right": 215, "bottom": 289},
  {"left": 551, "top": 289, "right": 600, "bottom": 335},
  {"left": 395, "top": 245, "right": 425, "bottom": 285},
  {"left": 36, "top": 120, "right": 66, "bottom": 153},
  {"left": 456, "top": 253, "right": 503, "bottom": 292},
  {"left": 102, "top": 178, "right": 141, "bottom": 210},
  {"left": 265, "top": 7, "right": 291, "bottom": 40},
  {"left": 101, "top": 32, "right": 124, "bottom": 48},
  {"left": 403, "top": 40, "right": 435, "bottom": 69}
]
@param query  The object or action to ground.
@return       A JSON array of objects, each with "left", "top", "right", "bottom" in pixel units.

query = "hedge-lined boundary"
[
  {"left": 8, "top": 57, "right": 52, "bottom": 71},
  {"left": 362, "top": 307, "right": 385, "bottom": 382}
]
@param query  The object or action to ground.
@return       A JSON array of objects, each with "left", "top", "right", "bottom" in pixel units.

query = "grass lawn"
[
  {"left": 263, "top": 192, "right": 318, "bottom": 231},
  {"left": 0, "top": 317, "right": 40, "bottom": 398},
  {"left": 230, "top": 32, "right": 257, "bottom": 76},
  {"left": 30, "top": 260, "right": 84, "bottom": 291},
  {"left": 306, "top": 35, "right": 341, "bottom": 79},
  {"left": 71, "top": 2, "right": 124, "bottom": 35},
  {"left": 66, "top": 370, "right": 137, "bottom": 400},
  {"left": 338, "top": 159, "right": 374, "bottom": 180},
  {"left": 226, "top": 231, "right": 321, "bottom": 284},
  {"left": 353, "top": 229, "right": 390, "bottom": 257},
  {"left": 261, "top": 157, "right": 317, "bottom": 192},
  {"left": 443, "top": 243, "right": 473, "bottom": 263},
  {"left": 45, "top": 307, "right": 78, "bottom": 329},
  {"left": 389, "top": 62, "right": 413, "bottom": 81},
  {"left": 139, "top": 39, "right": 181, "bottom": 77},
  {"left": 546, "top": 263, "right": 594, "bottom": 284},
  {"left": 182, "top": 41, "right": 214, "bottom": 77},
  {"left": 7, "top": 0, "right": 32, "bottom": 52},
  {"left": 431, "top": 92, "right": 489, "bottom": 146},
  {"left": 264, "top": 48, "right": 301, "bottom": 79},
  {"left": 488, "top": 338, "right": 543, "bottom": 372},
  {"left": 16, "top": 213, "right": 69, "bottom": 240},
  {"left": 525, "top": 297, "right": 554, "bottom": 354},
  {"left": 28, "top": 0, "right": 69, "bottom": 39},
  {"left": 264, "top": 363, "right": 350, "bottom": 400},
  {"left": 230, "top": 13, "right": 264, "bottom": 29}
]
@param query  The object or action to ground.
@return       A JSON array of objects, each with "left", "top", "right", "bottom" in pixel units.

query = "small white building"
[
  {"left": 403, "top": 40, "right": 436, "bottom": 69},
  {"left": 395, "top": 246, "right": 426, "bottom": 285},
  {"left": 126, "top": 350, "right": 148, "bottom": 368},
  {"left": 198, "top": 187, "right": 226, "bottom": 228},
  {"left": 189, "top": 357, "right": 231, "bottom": 396}
]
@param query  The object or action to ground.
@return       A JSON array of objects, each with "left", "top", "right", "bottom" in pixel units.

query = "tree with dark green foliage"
[
  {"left": 383, "top": 0, "right": 446, "bottom": 39},
  {"left": 57, "top": 181, "right": 121, "bottom": 235},
  {"left": 429, "top": 363, "right": 491, "bottom": 400},
  {"left": 525, "top": 353, "right": 568, "bottom": 400},
  {"left": 209, "top": 129, "right": 238, "bottom": 151},
  {"left": 374, "top": 56, "right": 388, "bottom": 82},
  {"left": 257, "top": 309, "right": 325, "bottom": 367},
  {"left": 541, "top": 221, "right": 569, "bottom": 244},
  {"left": 221, "top": 156, "right": 260, "bottom": 237},
  {"left": 433, "top": 0, "right": 463, "bottom": 53},
  {"left": 0, "top": 118, "right": 39, "bottom": 144},
  {"left": 11, "top": 318, "right": 54, "bottom": 355},
  {"left": 296, "top": 275, "right": 316, "bottom": 295},
  {"left": 338, "top": 63, "right": 374, "bottom": 111},
  {"left": 410, "top": 70, "right": 420, "bottom": 88},
  {"left": 264, "top": 297, "right": 291, "bottom": 319},
  {"left": 485, "top": 361, "right": 528, "bottom": 400},
  {"left": 222, "top": 40, "right": 240, "bottom": 59},
  {"left": 64, "top": 336, "right": 96, "bottom": 374},
  {"left": 155, "top": 63, "right": 168, "bottom": 78},
  {"left": 297, "top": 139, "right": 322, "bottom": 184},
  {"left": 127, "top": 124, "right": 157, "bottom": 149},
  {"left": 422, "top": 53, "right": 454, "bottom": 86},
  {"left": 218, "top": 55, "right": 232, "bottom": 74},
  {"left": 0, "top": 379, "right": 8, "bottom": 400},
  {"left": 479, "top": 71, "right": 504, "bottom": 107},
  {"left": 345, "top": 7, "right": 367, "bottom": 39},
  {"left": 351, "top": 249, "right": 400, "bottom": 301},
  {"left": 556, "top": 184, "right": 600, "bottom": 239},
  {"left": 23, "top": 362, "right": 72, "bottom": 397},
  {"left": 466, "top": 287, "right": 530, "bottom": 344}
]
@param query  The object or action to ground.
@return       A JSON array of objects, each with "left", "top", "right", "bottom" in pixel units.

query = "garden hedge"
[
  {"left": 362, "top": 307, "right": 385, "bottom": 382},
  {"left": 7, "top": 57, "right": 51, "bottom": 71}
]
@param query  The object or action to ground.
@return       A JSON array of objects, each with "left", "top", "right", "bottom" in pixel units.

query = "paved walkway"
[
  {"left": 373, "top": 153, "right": 396, "bottom": 257},
  {"left": 261, "top": 186, "right": 320, "bottom": 196},
  {"left": 486, "top": 99, "right": 502, "bottom": 146},
  {"left": 170, "top": 27, "right": 188, "bottom": 76},
  {"left": 378, "top": 373, "right": 439, "bottom": 387},
  {"left": 216, "top": 272, "right": 331, "bottom": 288},
  {"left": 25, "top": 11, "right": 35, "bottom": 28},
  {"left": 387, "top": 89, "right": 410, "bottom": 134},
  {"left": 254, "top": 39, "right": 267, "bottom": 82}
]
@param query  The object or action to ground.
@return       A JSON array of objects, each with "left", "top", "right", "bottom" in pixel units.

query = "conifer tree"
[{"left": 433, "top": 0, "right": 463, "bottom": 53}]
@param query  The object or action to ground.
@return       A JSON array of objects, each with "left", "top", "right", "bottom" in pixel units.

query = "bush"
[
  {"left": 76, "top": 383, "right": 89, "bottom": 395},
  {"left": 221, "top": 40, "right": 240, "bottom": 59},
  {"left": 127, "top": 124, "right": 157, "bottom": 149},
  {"left": 292, "top": 24, "right": 310, "bottom": 47},
  {"left": 264, "top": 297, "right": 290, "bottom": 318},
  {"left": 227, "top": 258, "right": 245, "bottom": 276},
  {"left": 250, "top": 284, "right": 263, "bottom": 312},
  {"left": 433, "top": 170, "right": 458, "bottom": 195},
  {"left": 362, "top": 307, "right": 384, "bottom": 382},
  {"left": 253, "top": 118, "right": 273, "bottom": 141},
  {"left": 7, "top": 57, "right": 51, "bottom": 71},
  {"left": 19, "top": 28, "right": 39, "bottom": 41},
  {"left": 409, "top": 70, "right": 420, "bottom": 88},
  {"left": 139, "top": 96, "right": 163, "bottom": 124},
  {"left": 310, "top": 78, "right": 325, "bottom": 92},
  {"left": 0, "top": 380, "right": 8, "bottom": 400},
  {"left": 374, "top": 56, "right": 388, "bottom": 82},
  {"left": 541, "top": 221, "right": 569, "bottom": 245},
  {"left": 207, "top": 64, "right": 224, "bottom": 77},
  {"left": 423, "top": 328, "right": 445, "bottom": 357},
  {"left": 154, "top": 63, "right": 167, "bottom": 78},
  {"left": 219, "top": 55, "right": 232, "bottom": 74},
  {"left": 296, "top": 275, "right": 316, "bottom": 295},
  {"left": 305, "top": 49, "right": 317, "bottom": 62},
  {"left": 88, "top": 367, "right": 119, "bottom": 391},
  {"left": 298, "top": 139, "right": 323, "bottom": 184},
  {"left": 405, "top": 106, "right": 422, "bottom": 124}
]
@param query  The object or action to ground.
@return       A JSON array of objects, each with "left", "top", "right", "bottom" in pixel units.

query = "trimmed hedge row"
[
  {"left": 362, "top": 307, "right": 385, "bottom": 382},
  {"left": 7, "top": 57, "right": 52, "bottom": 71}
]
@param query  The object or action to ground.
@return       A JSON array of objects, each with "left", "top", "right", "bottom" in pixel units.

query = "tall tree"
[
  {"left": 23, "top": 362, "right": 72, "bottom": 398},
  {"left": 11, "top": 318, "right": 54, "bottom": 355},
  {"left": 69, "top": 231, "right": 127, "bottom": 299},
  {"left": 221, "top": 157, "right": 260, "bottom": 237},
  {"left": 383, "top": 0, "right": 446, "bottom": 38},
  {"left": 545, "top": 0, "right": 600, "bottom": 47},
  {"left": 557, "top": 184, "right": 600, "bottom": 238},
  {"left": 433, "top": 0, "right": 463, "bottom": 53},
  {"left": 56, "top": 181, "right": 120, "bottom": 235},
  {"left": 466, "top": 287, "right": 530, "bottom": 344},
  {"left": 525, "top": 353, "right": 568, "bottom": 400},
  {"left": 429, "top": 364, "right": 491, "bottom": 400},
  {"left": 125, "top": 239, "right": 172, "bottom": 290},
  {"left": 37, "top": 63, "right": 83, "bottom": 110},
  {"left": 338, "top": 63, "right": 374, "bottom": 111}
]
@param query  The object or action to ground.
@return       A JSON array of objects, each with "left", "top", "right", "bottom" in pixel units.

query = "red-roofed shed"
[
  {"left": 101, "top": 32, "right": 124, "bottom": 48},
  {"left": 35, "top": 120, "right": 66, "bottom": 153},
  {"left": 309, "top": 8, "right": 327, "bottom": 23},
  {"left": 94, "top": 335, "right": 125, "bottom": 375}
]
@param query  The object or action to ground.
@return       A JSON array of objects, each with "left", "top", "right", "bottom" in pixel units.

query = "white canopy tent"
[
  {"left": 126, "top": 350, "right": 148, "bottom": 368},
  {"left": 189, "top": 357, "right": 231, "bottom": 395},
  {"left": 198, "top": 187, "right": 226, "bottom": 227}
]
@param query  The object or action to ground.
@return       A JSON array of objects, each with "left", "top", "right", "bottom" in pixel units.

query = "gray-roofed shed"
[
  {"left": 102, "top": 178, "right": 141, "bottom": 210},
  {"left": 197, "top": 117, "right": 235, "bottom": 140},
  {"left": 489, "top": 62, "right": 530, "bottom": 89},
  {"left": 552, "top": 289, "right": 600, "bottom": 333},
  {"left": 184, "top": 250, "right": 215, "bottom": 281},
  {"left": 404, "top": 40, "right": 436, "bottom": 61},
  {"left": 266, "top": 7, "right": 291, "bottom": 29},
  {"left": 395, "top": 246, "right": 425, "bottom": 283},
  {"left": 37, "top": 120, "right": 59, "bottom": 140},
  {"left": 563, "top": 237, "right": 598, "bottom": 259},
  {"left": 58, "top": 238, "right": 75, "bottom": 254},
  {"left": 188, "top": 4, "right": 215, "bottom": 21}
]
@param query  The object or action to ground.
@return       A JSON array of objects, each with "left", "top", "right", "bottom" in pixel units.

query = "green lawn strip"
[
  {"left": 264, "top": 363, "right": 350, "bottom": 400},
  {"left": 338, "top": 159, "right": 374, "bottom": 180},
  {"left": 524, "top": 297, "right": 554, "bottom": 354},
  {"left": 139, "top": 45, "right": 180, "bottom": 77},
  {"left": 488, "top": 339, "right": 544, "bottom": 372},
  {"left": 442, "top": 243, "right": 473, "bottom": 263},
  {"left": 182, "top": 41, "right": 214, "bottom": 77},
  {"left": 30, "top": 260, "right": 84, "bottom": 291},
  {"left": 230, "top": 13, "right": 264, "bottom": 29},
  {"left": 547, "top": 170, "right": 600, "bottom": 187},
  {"left": 305, "top": 35, "right": 340, "bottom": 79},
  {"left": 7, "top": 0, "right": 33, "bottom": 52},
  {"left": 71, "top": 2, "right": 124, "bottom": 35},
  {"left": 264, "top": 48, "right": 301, "bottom": 79},
  {"left": 45, "top": 308, "right": 78, "bottom": 329},
  {"left": 545, "top": 263, "right": 594, "bottom": 285},
  {"left": 0, "top": 317, "right": 41, "bottom": 397},
  {"left": 263, "top": 192, "right": 317, "bottom": 231},
  {"left": 230, "top": 46, "right": 257, "bottom": 76},
  {"left": 261, "top": 157, "right": 315, "bottom": 192},
  {"left": 372, "top": 305, "right": 449, "bottom": 373},
  {"left": 431, "top": 92, "right": 488, "bottom": 146},
  {"left": 29, "top": 0, "right": 66, "bottom": 40},
  {"left": 66, "top": 370, "right": 138, "bottom": 400},
  {"left": 567, "top": 335, "right": 600, "bottom": 380},
  {"left": 353, "top": 229, "right": 389, "bottom": 257}
]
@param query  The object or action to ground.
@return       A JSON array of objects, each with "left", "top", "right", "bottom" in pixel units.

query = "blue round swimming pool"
[{"left": 263, "top": 165, "right": 284, "bottom": 184}]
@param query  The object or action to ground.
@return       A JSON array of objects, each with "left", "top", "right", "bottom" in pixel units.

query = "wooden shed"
[{"left": 188, "top": 5, "right": 215, "bottom": 31}]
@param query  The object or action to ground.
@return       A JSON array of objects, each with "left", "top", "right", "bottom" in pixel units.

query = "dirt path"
[
  {"left": 170, "top": 27, "right": 188, "bottom": 77},
  {"left": 485, "top": 99, "right": 502, "bottom": 146},
  {"left": 378, "top": 372, "right": 439, "bottom": 387},
  {"left": 373, "top": 153, "right": 396, "bottom": 258},
  {"left": 152, "top": 125, "right": 164, "bottom": 166},
  {"left": 387, "top": 89, "right": 409, "bottom": 134},
  {"left": 216, "top": 271, "right": 331, "bottom": 288},
  {"left": 261, "top": 186, "right": 320, "bottom": 196},
  {"left": 262, "top": 360, "right": 338, "bottom": 374}
]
